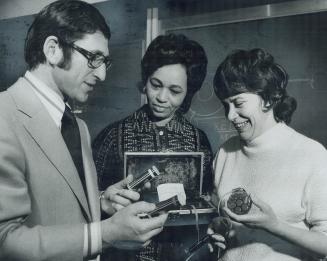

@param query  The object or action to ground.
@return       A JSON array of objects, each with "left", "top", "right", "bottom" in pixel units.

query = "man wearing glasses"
[{"left": 0, "top": 1, "right": 167, "bottom": 261}]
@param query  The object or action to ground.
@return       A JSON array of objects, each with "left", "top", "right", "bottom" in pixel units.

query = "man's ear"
[{"left": 43, "top": 36, "right": 64, "bottom": 66}]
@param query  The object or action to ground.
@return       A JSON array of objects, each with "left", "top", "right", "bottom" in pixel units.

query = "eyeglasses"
[{"left": 66, "top": 42, "right": 112, "bottom": 70}]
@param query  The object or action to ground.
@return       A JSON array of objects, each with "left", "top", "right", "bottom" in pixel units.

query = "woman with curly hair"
[{"left": 93, "top": 33, "right": 213, "bottom": 261}]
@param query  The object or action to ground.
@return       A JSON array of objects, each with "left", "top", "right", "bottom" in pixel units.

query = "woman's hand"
[
  {"left": 206, "top": 216, "right": 235, "bottom": 253},
  {"left": 101, "top": 174, "right": 140, "bottom": 216},
  {"left": 223, "top": 193, "right": 327, "bottom": 257},
  {"left": 207, "top": 226, "right": 227, "bottom": 252},
  {"left": 223, "top": 194, "right": 280, "bottom": 232}
]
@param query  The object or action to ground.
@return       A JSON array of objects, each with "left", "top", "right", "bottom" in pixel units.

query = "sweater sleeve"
[
  {"left": 198, "top": 129, "right": 213, "bottom": 194},
  {"left": 211, "top": 147, "right": 228, "bottom": 208},
  {"left": 303, "top": 165, "right": 327, "bottom": 234},
  {"left": 92, "top": 122, "right": 123, "bottom": 191},
  {"left": 211, "top": 137, "right": 240, "bottom": 208},
  {"left": 303, "top": 145, "right": 327, "bottom": 234}
]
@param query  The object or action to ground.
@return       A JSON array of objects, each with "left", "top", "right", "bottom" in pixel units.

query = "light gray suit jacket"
[{"left": 0, "top": 77, "right": 100, "bottom": 261}]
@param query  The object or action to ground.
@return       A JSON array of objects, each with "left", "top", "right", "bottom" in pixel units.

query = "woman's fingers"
[
  {"left": 210, "top": 233, "right": 226, "bottom": 243},
  {"left": 207, "top": 233, "right": 227, "bottom": 252}
]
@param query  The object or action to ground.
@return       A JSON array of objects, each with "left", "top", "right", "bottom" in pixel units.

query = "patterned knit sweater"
[
  {"left": 213, "top": 123, "right": 327, "bottom": 261},
  {"left": 93, "top": 104, "right": 213, "bottom": 192}
]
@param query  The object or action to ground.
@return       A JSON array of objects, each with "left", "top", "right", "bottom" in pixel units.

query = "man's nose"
[{"left": 93, "top": 63, "right": 107, "bottom": 82}]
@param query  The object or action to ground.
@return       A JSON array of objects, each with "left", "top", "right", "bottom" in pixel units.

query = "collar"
[
  {"left": 24, "top": 71, "right": 66, "bottom": 128},
  {"left": 133, "top": 105, "right": 185, "bottom": 133},
  {"left": 241, "top": 122, "right": 291, "bottom": 156}
]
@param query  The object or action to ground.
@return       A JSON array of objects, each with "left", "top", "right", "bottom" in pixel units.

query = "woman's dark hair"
[
  {"left": 213, "top": 48, "right": 297, "bottom": 124},
  {"left": 25, "top": 0, "right": 111, "bottom": 70},
  {"left": 141, "top": 33, "right": 207, "bottom": 113}
]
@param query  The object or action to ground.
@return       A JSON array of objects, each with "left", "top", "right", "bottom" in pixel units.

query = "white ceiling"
[{"left": 0, "top": 0, "right": 109, "bottom": 20}]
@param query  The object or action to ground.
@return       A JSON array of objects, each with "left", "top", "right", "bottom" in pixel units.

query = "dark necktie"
[{"left": 61, "top": 105, "right": 87, "bottom": 195}]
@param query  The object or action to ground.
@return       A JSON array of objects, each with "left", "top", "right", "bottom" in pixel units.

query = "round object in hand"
[{"left": 227, "top": 188, "right": 252, "bottom": 215}]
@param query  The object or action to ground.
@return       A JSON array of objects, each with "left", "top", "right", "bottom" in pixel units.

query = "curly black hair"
[{"left": 141, "top": 33, "right": 207, "bottom": 113}]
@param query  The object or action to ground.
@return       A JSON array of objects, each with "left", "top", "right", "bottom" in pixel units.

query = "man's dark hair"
[
  {"left": 25, "top": 0, "right": 111, "bottom": 70},
  {"left": 141, "top": 33, "right": 207, "bottom": 113}
]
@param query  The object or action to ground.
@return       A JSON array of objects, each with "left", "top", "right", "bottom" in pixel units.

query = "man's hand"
[
  {"left": 101, "top": 175, "right": 140, "bottom": 215},
  {"left": 101, "top": 201, "right": 168, "bottom": 250}
]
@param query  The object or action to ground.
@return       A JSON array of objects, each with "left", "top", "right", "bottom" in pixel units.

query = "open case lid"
[
  {"left": 124, "top": 151, "right": 205, "bottom": 199},
  {"left": 124, "top": 152, "right": 216, "bottom": 225}
]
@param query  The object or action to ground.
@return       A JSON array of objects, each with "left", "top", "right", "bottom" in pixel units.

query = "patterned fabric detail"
[
  {"left": 122, "top": 106, "right": 199, "bottom": 153},
  {"left": 93, "top": 105, "right": 213, "bottom": 192}
]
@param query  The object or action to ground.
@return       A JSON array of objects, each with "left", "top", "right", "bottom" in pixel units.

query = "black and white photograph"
[{"left": 1, "top": 0, "right": 327, "bottom": 261}]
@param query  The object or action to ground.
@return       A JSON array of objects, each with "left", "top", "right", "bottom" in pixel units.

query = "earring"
[{"left": 262, "top": 101, "right": 272, "bottom": 112}]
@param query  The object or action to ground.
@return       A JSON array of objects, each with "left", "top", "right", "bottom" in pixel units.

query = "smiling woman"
[
  {"left": 222, "top": 92, "right": 277, "bottom": 143},
  {"left": 210, "top": 48, "right": 327, "bottom": 261},
  {"left": 214, "top": 48, "right": 297, "bottom": 145},
  {"left": 92, "top": 33, "right": 213, "bottom": 261}
]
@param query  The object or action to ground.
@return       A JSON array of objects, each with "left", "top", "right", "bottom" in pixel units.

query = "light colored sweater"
[{"left": 213, "top": 123, "right": 327, "bottom": 261}]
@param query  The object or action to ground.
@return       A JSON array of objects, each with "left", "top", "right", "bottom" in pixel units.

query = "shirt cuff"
[{"left": 83, "top": 222, "right": 102, "bottom": 258}]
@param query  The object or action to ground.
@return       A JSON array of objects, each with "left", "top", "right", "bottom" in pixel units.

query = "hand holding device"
[
  {"left": 226, "top": 188, "right": 252, "bottom": 215},
  {"left": 127, "top": 166, "right": 160, "bottom": 191},
  {"left": 139, "top": 193, "right": 186, "bottom": 218},
  {"left": 101, "top": 174, "right": 140, "bottom": 215},
  {"left": 101, "top": 201, "right": 168, "bottom": 250},
  {"left": 149, "top": 193, "right": 186, "bottom": 216},
  {"left": 186, "top": 216, "right": 232, "bottom": 255}
]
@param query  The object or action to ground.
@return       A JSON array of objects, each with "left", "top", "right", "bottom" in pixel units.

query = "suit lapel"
[
  {"left": 78, "top": 120, "right": 100, "bottom": 221},
  {"left": 8, "top": 78, "right": 91, "bottom": 221}
]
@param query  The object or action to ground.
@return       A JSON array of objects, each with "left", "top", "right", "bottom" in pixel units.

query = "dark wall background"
[
  {"left": 0, "top": 0, "right": 150, "bottom": 140},
  {"left": 0, "top": 0, "right": 327, "bottom": 153},
  {"left": 169, "top": 12, "right": 327, "bottom": 151},
  {"left": 0, "top": 15, "right": 34, "bottom": 88}
]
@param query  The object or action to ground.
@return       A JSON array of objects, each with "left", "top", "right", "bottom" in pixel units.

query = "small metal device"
[
  {"left": 139, "top": 193, "right": 186, "bottom": 218},
  {"left": 227, "top": 187, "right": 252, "bottom": 215},
  {"left": 149, "top": 193, "right": 186, "bottom": 216},
  {"left": 127, "top": 165, "right": 160, "bottom": 190}
]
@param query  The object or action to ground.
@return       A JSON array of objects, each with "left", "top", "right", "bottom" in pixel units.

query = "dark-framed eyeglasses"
[{"left": 65, "top": 42, "right": 112, "bottom": 70}]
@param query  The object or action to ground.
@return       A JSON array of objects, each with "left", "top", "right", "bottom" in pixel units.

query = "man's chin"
[{"left": 76, "top": 93, "right": 89, "bottom": 104}]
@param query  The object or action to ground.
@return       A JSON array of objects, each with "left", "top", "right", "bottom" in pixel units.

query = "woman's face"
[
  {"left": 222, "top": 92, "right": 276, "bottom": 143},
  {"left": 146, "top": 64, "right": 187, "bottom": 124}
]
